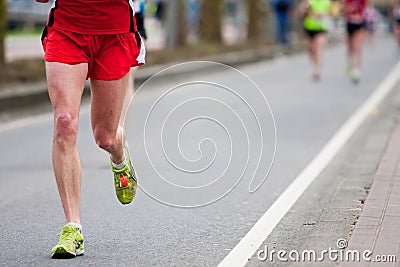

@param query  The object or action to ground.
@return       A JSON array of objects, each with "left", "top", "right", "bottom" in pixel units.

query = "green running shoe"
[
  {"left": 51, "top": 224, "right": 84, "bottom": 259},
  {"left": 111, "top": 143, "right": 137, "bottom": 204}
]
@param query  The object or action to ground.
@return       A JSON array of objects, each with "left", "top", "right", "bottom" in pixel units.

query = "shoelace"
[
  {"left": 58, "top": 226, "right": 77, "bottom": 246},
  {"left": 113, "top": 164, "right": 130, "bottom": 180}
]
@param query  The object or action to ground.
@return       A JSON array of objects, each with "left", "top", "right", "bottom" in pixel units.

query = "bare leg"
[
  {"left": 310, "top": 38, "right": 319, "bottom": 78},
  {"left": 46, "top": 62, "right": 88, "bottom": 224},
  {"left": 305, "top": 37, "right": 316, "bottom": 77},
  {"left": 312, "top": 33, "right": 327, "bottom": 79},
  {"left": 350, "top": 29, "right": 366, "bottom": 70},
  {"left": 120, "top": 67, "right": 137, "bottom": 126},
  {"left": 346, "top": 32, "right": 354, "bottom": 68},
  {"left": 90, "top": 73, "right": 130, "bottom": 165}
]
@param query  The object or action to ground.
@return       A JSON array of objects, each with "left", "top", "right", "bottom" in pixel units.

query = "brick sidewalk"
[{"left": 341, "top": 124, "right": 400, "bottom": 266}]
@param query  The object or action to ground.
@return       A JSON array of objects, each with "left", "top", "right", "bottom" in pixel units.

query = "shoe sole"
[{"left": 52, "top": 247, "right": 84, "bottom": 259}]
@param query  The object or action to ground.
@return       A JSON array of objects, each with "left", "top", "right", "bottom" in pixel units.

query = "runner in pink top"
[{"left": 342, "top": 0, "right": 368, "bottom": 83}]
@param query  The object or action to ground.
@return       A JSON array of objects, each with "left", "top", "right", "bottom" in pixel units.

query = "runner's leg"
[
  {"left": 90, "top": 73, "right": 130, "bottom": 164},
  {"left": 351, "top": 29, "right": 366, "bottom": 70},
  {"left": 305, "top": 36, "right": 316, "bottom": 77},
  {"left": 47, "top": 62, "right": 88, "bottom": 224},
  {"left": 347, "top": 33, "right": 353, "bottom": 60},
  {"left": 314, "top": 33, "right": 327, "bottom": 78},
  {"left": 120, "top": 67, "right": 137, "bottom": 126}
]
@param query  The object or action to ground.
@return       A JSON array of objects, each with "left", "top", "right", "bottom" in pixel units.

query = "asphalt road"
[{"left": 0, "top": 33, "right": 399, "bottom": 267}]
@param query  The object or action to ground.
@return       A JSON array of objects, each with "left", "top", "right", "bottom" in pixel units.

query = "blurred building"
[{"left": 7, "top": 0, "right": 53, "bottom": 29}]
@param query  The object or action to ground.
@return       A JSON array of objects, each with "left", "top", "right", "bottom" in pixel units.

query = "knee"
[{"left": 54, "top": 113, "right": 78, "bottom": 144}]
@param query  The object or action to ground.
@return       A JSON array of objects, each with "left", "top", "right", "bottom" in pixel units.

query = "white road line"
[{"left": 218, "top": 62, "right": 400, "bottom": 267}]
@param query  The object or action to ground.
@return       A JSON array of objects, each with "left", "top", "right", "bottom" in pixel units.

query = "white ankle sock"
[{"left": 111, "top": 150, "right": 127, "bottom": 170}]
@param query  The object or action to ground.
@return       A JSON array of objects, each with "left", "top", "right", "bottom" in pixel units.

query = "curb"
[{"left": 340, "top": 122, "right": 400, "bottom": 267}]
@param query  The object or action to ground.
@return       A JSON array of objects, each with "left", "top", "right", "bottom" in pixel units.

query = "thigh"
[
  {"left": 119, "top": 67, "right": 137, "bottom": 125},
  {"left": 352, "top": 28, "right": 366, "bottom": 48},
  {"left": 46, "top": 62, "right": 88, "bottom": 119},
  {"left": 90, "top": 73, "right": 130, "bottom": 137},
  {"left": 315, "top": 32, "right": 327, "bottom": 46}
]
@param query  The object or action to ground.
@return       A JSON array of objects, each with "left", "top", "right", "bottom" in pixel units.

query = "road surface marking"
[{"left": 218, "top": 61, "right": 400, "bottom": 267}]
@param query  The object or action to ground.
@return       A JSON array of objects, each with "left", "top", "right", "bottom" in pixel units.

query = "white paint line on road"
[{"left": 218, "top": 62, "right": 400, "bottom": 267}]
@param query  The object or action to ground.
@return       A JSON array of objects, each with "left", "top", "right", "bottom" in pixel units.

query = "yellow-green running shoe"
[
  {"left": 51, "top": 224, "right": 84, "bottom": 259},
  {"left": 111, "top": 143, "right": 137, "bottom": 204}
]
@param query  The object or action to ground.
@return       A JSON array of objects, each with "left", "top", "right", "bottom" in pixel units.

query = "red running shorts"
[{"left": 42, "top": 28, "right": 146, "bottom": 80}]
